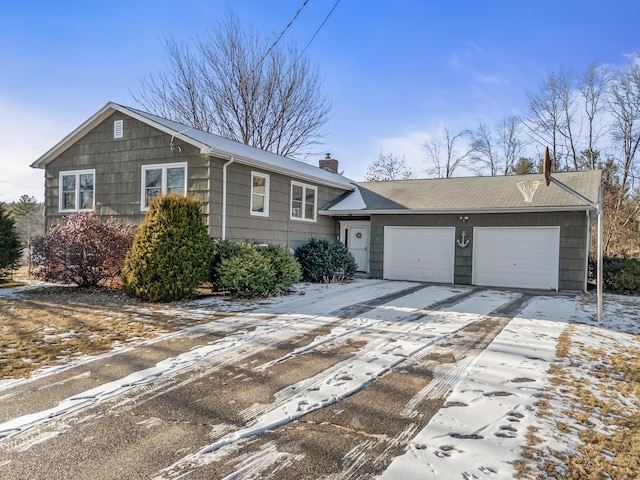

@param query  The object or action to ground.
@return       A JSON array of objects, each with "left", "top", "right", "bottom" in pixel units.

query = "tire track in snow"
[
  {"left": 325, "top": 293, "right": 530, "bottom": 478},
  {"left": 402, "top": 293, "right": 534, "bottom": 416},
  {"left": 380, "top": 295, "right": 569, "bottom": 479},
  {"left": 154, "top": 289, "right": 523, "bottom": 479},
  {"left": 0, "top": 281, "right": 419, "bottom": 445}
]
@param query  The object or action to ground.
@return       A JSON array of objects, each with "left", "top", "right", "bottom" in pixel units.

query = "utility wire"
[
  {"left": 236, "top": 0, "right": 310, "bottom": 90},
  {"left": 172, "top": 0, "right": 311, "bottom": 145},
  {"left": 300, "top": 0, "right": 341, "bottom": 56},
  {"left": 175, "top": 0, "right": 341, "bottom": 153}
]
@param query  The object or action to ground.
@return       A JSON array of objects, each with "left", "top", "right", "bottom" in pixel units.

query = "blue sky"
[{"left": 1, "top": 0, "right": 639, "bottom": 202}]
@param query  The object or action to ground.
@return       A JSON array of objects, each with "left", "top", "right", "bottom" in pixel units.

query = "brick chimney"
[{"left": 319, "top": 153, "right": 339, "bottom": 174}]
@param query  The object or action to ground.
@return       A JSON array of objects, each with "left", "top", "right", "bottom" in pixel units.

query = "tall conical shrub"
[{"left": 122, "top": 194, "right": 213, "bottom": 301}]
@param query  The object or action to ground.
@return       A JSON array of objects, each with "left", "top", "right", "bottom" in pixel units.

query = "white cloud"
[
  {"left": 375, "top": 130, "right": 430, "bottom": 175},
  {"left": 476, "top": 74, "right": 510, "bottom": 85},
  {"left": 464, "top": 40, "right": 483, "bottom": 55},
  {"left": 365, "top": 119, "right": 478, "bottom": 180},
  {"left": 448, "top": 40, "right": 484, "bottom": 70},
  {"left": 622, "top": 51, "right": 640, "bottom": 66},
  {"left": 0, "top": 97, "right": 77, "bottom": 203},
  {"left": 448, "top": 53, "right": 462, "bottom": 69}
]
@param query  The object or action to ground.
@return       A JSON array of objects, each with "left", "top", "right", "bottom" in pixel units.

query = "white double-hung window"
[
  {"left": 290, "top": 181, "right": 317, "bottom": 222},
  {"left": 250, "top": 172, "right": 270, "bottom": 217},
  {"left": 59, "top": 169, "right": 95, "bottom": 212},
  {"left": 141, "top": 162, "right": 187, "bottom": 210}
]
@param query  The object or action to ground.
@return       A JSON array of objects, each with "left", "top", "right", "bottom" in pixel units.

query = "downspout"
[
  {"left": 548, "top": 176, "right": 603, "bottom": 322},
  {"left": 585, "top": 209, "right": 592, "bottom": 293},
  {"left": 596, "top": 185, "right": 603, "bottom": 323},
  {"left": 221, "top": 157, "right": 235, "bottom": 241}
]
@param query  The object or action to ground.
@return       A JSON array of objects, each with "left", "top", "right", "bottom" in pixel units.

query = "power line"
[
  {"left": 300, "top": 0, "right": 341, "bottom": 56},
  {"left": 167, "top": 1, "right": 311, "bottom": 144},
  {"left": 236, "top": 0, "right": 310, "bottom": 91}
]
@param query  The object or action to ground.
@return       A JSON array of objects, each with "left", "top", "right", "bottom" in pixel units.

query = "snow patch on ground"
[
  {"left": 2, "top": 278, "right": 639, "bottom": 479},
  {"left": 380, "top": 292, "right": 640, "bottom": 479},
  {"left": 155, "top": 288, "right": 520, "bottom": 478}
]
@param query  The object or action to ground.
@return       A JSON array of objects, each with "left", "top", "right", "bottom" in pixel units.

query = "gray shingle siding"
[
  {"left": 42, "top": 112, "right": 345, "bottom": 250},
  {"left": 200, "top": 157, "right": 342, "bottom": 249},
  {"left": 44, "top": 112, "right": 210, "bottom": 228},
  {"left": 368, "top": 210, "right": 589, "bottom": 291}
]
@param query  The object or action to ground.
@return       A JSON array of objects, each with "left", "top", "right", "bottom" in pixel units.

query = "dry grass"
[
  {"left": 555, "top": 324, "right": 574, "bottom": 359},
  {"left": 517, "top": 323, "right": 640, "bottom": 479},
  {"left": 0, "top": 269, "right": 235, "bottom": 379}
]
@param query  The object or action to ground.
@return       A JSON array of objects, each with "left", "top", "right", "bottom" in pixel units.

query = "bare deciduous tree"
[
  {"left": 134, "top": 12, "right": 331, "bottom": 158},
  {"left": 469, "top": 115, "right": 525, "bottom": 176},
  {"left": 526, "top": 73, "right": 561, "bottom": 169},
  {"left": 525, "top": 70, "right": 580, "bottom": 171},
  {"left": 469, "top": 123, "right": 497, "bottom": 175},
  {"left": 364, "top": 153, "right": 416, "bottom": 181},
  {"left": 608, "top": 62, "right": 640, "bottom": 201},
  {"left": 579, "top": 63, "right": 609, "bottom": 170},
  {"left": 584, "top": 58, "right": 640, "bottom": 254},
  {"left": 498, "top": 115, "right": 526, "bottom": 175},
  {"left": 557, "top": 70, "right": 580, "bottom": 171},
  {"left": 423, "top": 127, "right": 472, "bottom": 178}
]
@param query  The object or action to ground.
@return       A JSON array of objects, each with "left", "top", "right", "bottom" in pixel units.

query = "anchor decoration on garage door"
[{"left": 456, "top": 230, "right": 470, "bottom": 248}]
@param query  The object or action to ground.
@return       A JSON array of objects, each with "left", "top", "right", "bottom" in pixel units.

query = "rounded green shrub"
[
  {"left": 212, "top": 242, "right": 301, "bottom": 298},
  {"left": 210, "top": 239, "right": 245, "bottom": 288},
  {"left": 122, "top": 194, "right": 213, "bottom": 302},
  {"left": 294, "top": 237, "right": 356, "bottom": 283},
  {"left": 259, "top": 244, "right": 301, "bottom": 294},
  {"left": 216, "top": 244, "right": 275, "bottom": 298},
  {"left": 600, "top": 255, "right": 640, "bottom": 295}
]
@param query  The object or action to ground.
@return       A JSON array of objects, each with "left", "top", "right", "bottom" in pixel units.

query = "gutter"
[
  {"left": 201, "top": 147, "right": 355, "bottom": 192},
  {"left": 319, "top": 205, "right": 597, "bottom": 216}
]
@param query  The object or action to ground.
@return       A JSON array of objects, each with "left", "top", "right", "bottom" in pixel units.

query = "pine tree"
[{"left": 0, "top": 203, "right": 21, "bottom": 276}]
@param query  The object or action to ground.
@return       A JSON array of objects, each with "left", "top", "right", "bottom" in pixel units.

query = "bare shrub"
[{"left": 31, "top": 211, "right": 134, "bottom": 287}]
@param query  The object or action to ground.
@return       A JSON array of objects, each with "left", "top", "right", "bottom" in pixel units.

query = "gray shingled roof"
[
  {"left": 32, "top": 102, "right": 355, "bottom": 191},
  {"left": 324, "top": 170, "right": 602, "bottom": 213},
  {"left": 127, "top": 105, "right": 355, "bottom": 190}
]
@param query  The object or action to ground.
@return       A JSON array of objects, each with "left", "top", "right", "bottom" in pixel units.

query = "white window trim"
[
  {"left": 59, "top": 169, "right": 96, "bottom": 213},
  {"left": 290, "top": 181, "right": 317, "bottom": 222},
  {"left": 141, "top": 162, "right": 188, "bottom": 211},
  {"left": 250, "top": 171, "right": 270, "bottom": 217}
]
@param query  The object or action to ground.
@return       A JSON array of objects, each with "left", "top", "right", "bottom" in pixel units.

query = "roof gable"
[{"left": 31, "top": 102, "right": 354, "bottom": 191}]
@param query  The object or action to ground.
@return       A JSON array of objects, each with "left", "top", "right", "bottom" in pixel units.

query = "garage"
[
  {"left": 473, "top": 226, "right": 560, "bottom": 290},
  {"left": 383, "top": 226, "right": 455, "bottom": 283}
]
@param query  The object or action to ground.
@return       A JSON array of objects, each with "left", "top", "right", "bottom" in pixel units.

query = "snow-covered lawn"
[{"left": 0, "top": 279, "right": 639, "bottom": 479}]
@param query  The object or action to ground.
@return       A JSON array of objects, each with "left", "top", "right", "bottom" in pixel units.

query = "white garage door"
[
  {"left": 473, "top": 227, "right": 560, "bottom": 290},
  {"left": 384, "top": 227, "right": 455, "bottom": 283}
]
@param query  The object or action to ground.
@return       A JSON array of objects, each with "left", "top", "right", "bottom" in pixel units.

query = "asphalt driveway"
[{"left": 0, "top": 279, "right": 624, "bottom": 479}]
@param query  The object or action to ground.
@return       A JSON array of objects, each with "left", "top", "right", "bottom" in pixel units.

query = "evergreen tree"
[
  {"left": 122, "top": 194, "right": 213, "bottom": 301},
  {"left": 0, "top": 203, "right": 21, "bottom": 275},
  {"left": 8, "top": 195, "right": 44, "bottom": 245}
]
